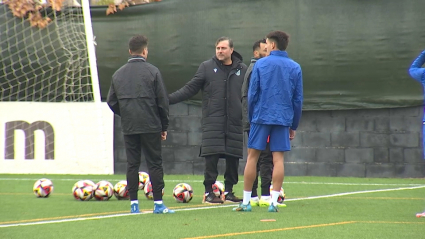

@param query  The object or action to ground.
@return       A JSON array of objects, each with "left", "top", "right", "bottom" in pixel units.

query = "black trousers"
[
  {"left": 246, "top": 131, "right": 273, "bottom": 197},
  {"left": 204, "top": 154, "right": 239, "bottom": 193},
  {"left": 124, "top": 133, "right": 164, "bottom": 201},
  {"left": 252, "top": 142, "right": 273, "bottom": 197}
]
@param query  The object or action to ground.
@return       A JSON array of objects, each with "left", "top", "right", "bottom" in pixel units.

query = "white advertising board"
[{"left": 0, "top": 102, "right": 114, "bottom": 174}]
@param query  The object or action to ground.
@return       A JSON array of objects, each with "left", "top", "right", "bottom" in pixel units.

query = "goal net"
[
  {"left": 0, "top": 0, "right": 94, "bottom": 102},
  {"left": 0, "top": 0, "right": 114, "bottom": 174}
]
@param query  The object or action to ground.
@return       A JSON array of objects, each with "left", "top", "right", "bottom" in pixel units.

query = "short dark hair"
[
  {"left": 129, "top": 35, "right": 148, "bottom": 54},
  {"left": 215, "top": 36, "right": 233, "bottom": 48},
  {"left": 266, "top": 31, "right": 289, "bottom": 50},
  {"left": 252, "top": 38, "right": 266, "bottom": 52}
]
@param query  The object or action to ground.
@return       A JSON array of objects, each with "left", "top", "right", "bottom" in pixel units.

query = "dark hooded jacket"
[
  {"left": 241, "top": 57, "right": 258, "bottom": 132},
  {"left": 168, "top": 51, "right": 247, "bottom": 158}
]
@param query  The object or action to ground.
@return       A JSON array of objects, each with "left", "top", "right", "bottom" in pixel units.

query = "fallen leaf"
[
  {"left": 118, "top": 3, "right": 126, "bottom": 11},
  {"left": 106, "top": 4, "right": 117, "bottom": 15}
]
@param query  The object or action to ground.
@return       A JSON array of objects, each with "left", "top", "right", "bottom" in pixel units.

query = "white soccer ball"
[
  {"left": 114, "top": 180, "right": 130, "bottom": 200},
  {"left": 33, "top": 178, "right": 53, "bottom": 198},
  {"left": 72, "top": 180, "right": 96, "bottom": 201},
  {"left": 144, "top": 181, "right": 164, "bottom": 200},
  {"left": 138, "top": 171, "right": 150, "bottom": 190},
  {"left": 94, "top": 181, "right": 114, "bottom": 201},
  {"left": 212, "top": 181, "right": 224, "bottom": 197},
  {"left": 269, "top": 185, "right": 285, "bottom": 203},
  {"left": 173, "top": 183, "right": 193, "bottom": 203}
]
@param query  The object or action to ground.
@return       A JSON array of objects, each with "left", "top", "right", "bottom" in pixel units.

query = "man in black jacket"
[
  {"left": 168, "top": 37, "right": 247, "bottom": 204},
  {"left": 107, "top": 35, "right": 174, "bottom": 214}
]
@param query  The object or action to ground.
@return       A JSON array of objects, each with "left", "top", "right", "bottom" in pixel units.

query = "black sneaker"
[
  {"left": 224, "top": 192, "right": 243, "bottom": 203},
  {"left": 203, "top": 192, "right": 224, "bottom": 204}
]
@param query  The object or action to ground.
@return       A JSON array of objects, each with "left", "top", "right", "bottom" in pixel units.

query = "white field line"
[
  {"left": 284, "top": 185, "right": 425, "bottom": 201},
  {"left": 0, "top": 178, "right": 423, "bottom": 186},
  {"left": 1, "top": 185, "right": 424, "bottom": 228},
  {"left": 0, "top": 213, "right": 141, "bottom": 228}
]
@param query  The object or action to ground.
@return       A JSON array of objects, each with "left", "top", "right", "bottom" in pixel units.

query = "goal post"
[
  {"left": 0, "top": 1, "right": 114, "bottom": 174},
  {"left": 81, "top": 0, "right": 101, "bottom": 104}
]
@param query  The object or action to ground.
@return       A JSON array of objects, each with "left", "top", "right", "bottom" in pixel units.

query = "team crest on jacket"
[
  {"left": 214, "top": 68, "right": 217, "bottom": 73},
  {"left": 236, "top": 70, "right": 241, "bottom": 76}
]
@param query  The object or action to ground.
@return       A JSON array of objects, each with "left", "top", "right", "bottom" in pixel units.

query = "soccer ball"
[
  {"left": 138, "top": 171, "right": 150, "bottom": 190},
  {"left": 212, "top": 181, "right": 224, "bottom": 197},
  {"left": 72, "top": 180, "right": 96, "bottom": 201},
  {"left": 144, "top": 181, "right": 164, "bottom": 200},
  {"left": 114, "top": 180, "right": 130, "bottom": 200},
  {"left": 173, "top": 183, "right": 193, "bottom": 203},
  {"left": 33, "top": 178, "right": 53, "bottom": 197},
  {"left": 94, "top": 181, "right": 114, "bottom": 201},
  {"left": 270, "top": 185, "right": 285, "bottom": 203}
]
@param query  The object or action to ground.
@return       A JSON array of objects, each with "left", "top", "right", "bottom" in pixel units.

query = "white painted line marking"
[
  {"left": 284, "top": 185, "right": 425, "bottom": 201},
  {"left": 1, "top": 185, "right": 424, "bottom": 228},
  {"left": 0, "top": 213, "right": 140, "bottom": 228}
]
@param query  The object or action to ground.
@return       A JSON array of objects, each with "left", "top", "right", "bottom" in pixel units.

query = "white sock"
[
  {"left": 261, "top": 195, "right": 270, "bottom": 201},
  {"left": 154, "top": 200, "right": 163, "bottom": 204},
  {"left": 251, "top": 196, "right": 259, "bottom": 201},
  {"left": 131, "top": 200, "right": 138, "bottom": 205},
  {"left": 243, "top": 191, "right": 252, "bottom": 205},
  {"left": 271, "top": 191, "right": 280, "bottom": 206}
]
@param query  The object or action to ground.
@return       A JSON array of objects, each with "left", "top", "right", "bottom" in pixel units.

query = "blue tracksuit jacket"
[
  {"left": 248, "top": 50, "right": 303, "bottom": 130},
  {"left": 408, "top": 50, "right": 425, "bottom": 121}
]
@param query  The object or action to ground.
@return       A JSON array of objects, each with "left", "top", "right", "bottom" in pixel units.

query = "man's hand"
[
  {"left": 289, "top": 129, "right": 296, "bottom": 140},
  {"left": 161, "top": 131, "right": 167, "bottom": 141}
]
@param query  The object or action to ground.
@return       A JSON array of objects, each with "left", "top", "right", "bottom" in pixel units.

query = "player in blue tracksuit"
[
  {"left": 234, "top": 31, "right": 303, "bottom": 212},
  {"left": 408, "top": 49, "right": 425, "bottom": 218},
  {"left": 408, "top": 50, "right": 425, "bottom": 159}
]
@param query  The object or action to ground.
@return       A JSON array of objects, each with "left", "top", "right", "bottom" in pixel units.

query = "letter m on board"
[{"left": 4, "top": 121, "right": 55, "bottom": 160}]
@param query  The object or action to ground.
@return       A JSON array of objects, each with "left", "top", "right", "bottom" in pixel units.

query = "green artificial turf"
[{"left": 0, "top": 174, "right": 424, "bottom": 238}]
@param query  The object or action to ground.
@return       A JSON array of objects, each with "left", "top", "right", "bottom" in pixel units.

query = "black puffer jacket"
[
  {"left": 169, "top": 52, "right": 247, "bottom": 158},
  {"left": 107, "top": 56, "right": 169, "bottom": 135}
]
